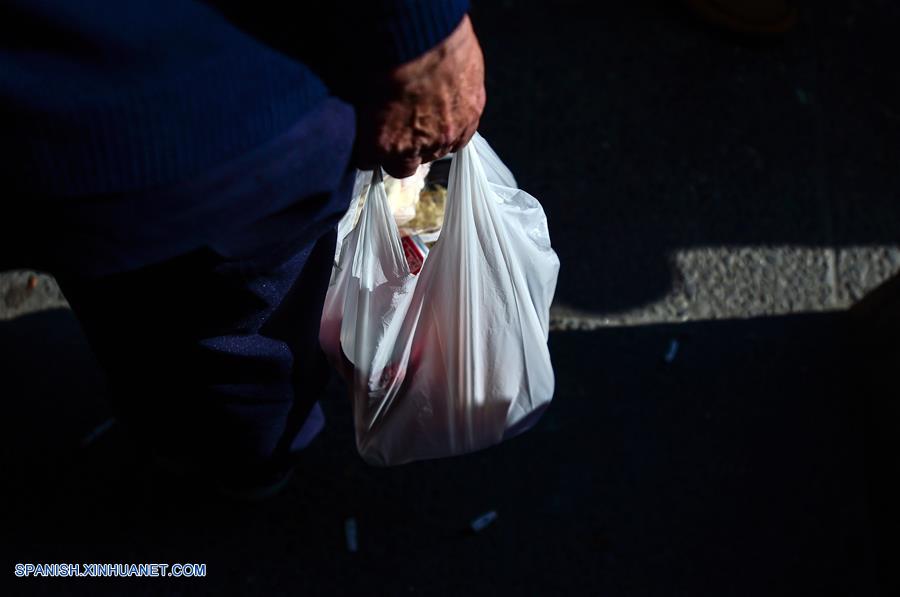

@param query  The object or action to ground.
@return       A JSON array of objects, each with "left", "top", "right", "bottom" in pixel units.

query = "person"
[{"left": 0, "top": 0, "right": 485, "bottom": 499}]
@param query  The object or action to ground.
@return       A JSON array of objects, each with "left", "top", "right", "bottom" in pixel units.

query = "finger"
[
  {"left": 419, "top": 142, "right": 454, "bottom": 164},
  {"left": 382, "top": 155, "right": 422, "bottom": 179},
  {"left": 450, "top": 117, "right": 480, "bottom": 153}
]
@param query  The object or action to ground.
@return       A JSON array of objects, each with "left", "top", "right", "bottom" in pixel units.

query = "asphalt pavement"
[{"left": 2, "top": 0, "right": 898, "bottom": 595}]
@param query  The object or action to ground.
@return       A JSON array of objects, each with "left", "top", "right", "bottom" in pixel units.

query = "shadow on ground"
[
  {"left": 473, "top": 0, "right": 900, "bottom": 312},
  {"left": 0, "top": 307, "right": 887, "bottom": 595}
]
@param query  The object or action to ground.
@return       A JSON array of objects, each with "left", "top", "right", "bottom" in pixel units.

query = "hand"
[{"left": 354, "top": 15, "right": 486, "bottom": 178}]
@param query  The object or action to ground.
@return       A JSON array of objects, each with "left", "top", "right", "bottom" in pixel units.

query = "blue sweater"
[{"left": 0, "top": 0, "right": 469, "bottom": 198}]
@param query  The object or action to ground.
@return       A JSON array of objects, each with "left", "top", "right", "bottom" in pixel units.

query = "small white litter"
[
  {"left": 345, "top": 517, "right": 358, "bottom": 553},
  {"left": 664, "top": 339, "right": 679, "bottom": 363},
  {"left": 79, "top": 417, "right": 117, "bottom": 447},
  {"left": 470, "top": 510, "right": 498, "bottom": 533}
]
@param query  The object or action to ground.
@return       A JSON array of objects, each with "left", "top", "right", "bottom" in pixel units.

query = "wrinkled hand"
[{"left": 354, "top": 15, "right": 486, "bottom": 178}]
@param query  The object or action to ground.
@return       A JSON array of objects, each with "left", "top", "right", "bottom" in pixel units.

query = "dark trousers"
[
  {"left": 56, "top": 225, "right": 340, "bottom": 475},
  {"left": 7, "top": 99, "right": 357, "bottom": 475}
]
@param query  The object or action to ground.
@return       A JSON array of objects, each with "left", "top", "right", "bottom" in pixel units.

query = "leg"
[{"left": 56, "top": 224, "right": 339, "bottom": 481}]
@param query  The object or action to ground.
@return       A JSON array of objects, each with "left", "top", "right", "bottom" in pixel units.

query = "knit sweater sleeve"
[{"left": 209, "top": 1, "right": 471, "bottom": 87}]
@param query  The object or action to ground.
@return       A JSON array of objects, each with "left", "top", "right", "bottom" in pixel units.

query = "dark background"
[{"left": 2, "top": 0, "right": 898, "bottom": 595}]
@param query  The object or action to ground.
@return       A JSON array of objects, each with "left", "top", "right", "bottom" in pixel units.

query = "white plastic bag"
[{"left": 320, "top": 133, "right": 559, "bottom": 466}]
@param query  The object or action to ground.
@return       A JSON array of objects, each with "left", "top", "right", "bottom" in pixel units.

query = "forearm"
[{"left": 208, "top": 0, "right": 470, "bottom": 96}]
